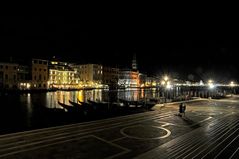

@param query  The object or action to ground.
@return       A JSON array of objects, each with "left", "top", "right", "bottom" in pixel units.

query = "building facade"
[
  {"left": 48, "top": 61, "right": 77, "bottom": 89},
  {"left": 17, "top": 65, "right": 31, "bottom": 90},
  {"left": 78, "top": 64, "right": 103, "bottom": 87},
  {"left": 103, "top": 66, "right": 119, "bottom": 88},
  {"left": 0, "top": 62, "right": 18, "bottom": 89},
  {"left": 118, "top": 69, "right": 139, "bottom": 88},
  {"left": 31, "top": 59, "right": 48, "bottom": 89}
]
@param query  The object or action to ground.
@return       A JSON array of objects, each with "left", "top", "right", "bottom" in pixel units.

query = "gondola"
[
  {"left": 58, "top": 101, "right": 77, "bottom": 113},
  {"left": 69, "top": 100, "right": 82, "bottom": 107}
]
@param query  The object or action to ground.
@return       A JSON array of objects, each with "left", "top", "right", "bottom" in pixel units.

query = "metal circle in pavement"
[{"left": 120, "top": 125, "right": 171, "bottom": 140}]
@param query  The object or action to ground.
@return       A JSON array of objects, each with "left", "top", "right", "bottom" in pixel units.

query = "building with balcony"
[{"left": 48, "top": 61, "right": 77, "bottom": 89}]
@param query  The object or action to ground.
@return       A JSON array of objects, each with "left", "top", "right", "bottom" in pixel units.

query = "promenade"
[{"left": 0, "top": 96, "right": 239, "bottom": 158}]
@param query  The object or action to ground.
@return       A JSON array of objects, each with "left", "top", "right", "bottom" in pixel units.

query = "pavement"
[{"left": 0, "top": 96, "right": 239, "bottom": 158}]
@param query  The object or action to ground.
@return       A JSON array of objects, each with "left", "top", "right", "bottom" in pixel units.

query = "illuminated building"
[
  {"left": 31, "top": 59, "right": 48, "bottom": 89},
  {"left": 0, "top": 62, "right": 18, "bottom": 89},
  {"left": 48, "top": 61, "right": 77, "bottom": 89},
  {"left": 17, "top": 65, "right": 31, "bottom": 90},
  {"left": 78, "top": 64, "right": 103, "bottom": 87},
  {"left": 118, "top": 69, "right": 139, "bottom": 88},
  {"left": 139, "top": 73, "right": 147, "bottom": 87}
]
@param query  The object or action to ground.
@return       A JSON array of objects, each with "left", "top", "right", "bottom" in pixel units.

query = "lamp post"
[
  {"left": 230, "top": 81, "right": 235, "bottom": 95},
  {"left": 208, "top": 79, "right": 215, "bottom": 98},
  {"left": 161, "top": 76, "right": 171, "bottom": 103}
]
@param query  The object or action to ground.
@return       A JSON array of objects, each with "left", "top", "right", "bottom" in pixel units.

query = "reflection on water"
[
  {"left": 43, "top": 88, "right": 163, "bottom": 109},
  {"left": 0, "top": 87, "right": 220, "bottom": 134}
]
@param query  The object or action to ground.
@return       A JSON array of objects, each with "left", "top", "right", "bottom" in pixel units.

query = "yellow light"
[
  {"left": 209, "top": 84, "right": 215, "bottom": 89},
  {"left": 164, "top": 76, "right": 168, "bottom": 81},
  {"left": 208, "top": 80, "right": 213, "bottom": 83},
  {"left": 161, "top": 81, "right": 166, "bottom": 85},
  {"left": 166, "top": 84, "right": 172, "bottom": 89},
  {"left": 26, "top": 83, "right": 31, "bottom": 89},
  {"left": 230, "top": 81, "right": 235, "bottom": 87}
]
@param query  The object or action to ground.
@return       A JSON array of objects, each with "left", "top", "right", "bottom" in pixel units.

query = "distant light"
[
  {"left": 26, "top": 83, "right": 31, "bottom": 89},
  {"left": 208, "top": 80, "right": 213, "bottom": 83},
  {"left": 230, "top": 81, "right": 235, "bottom": 87},
  {"left": 164, "top": 76, "right": 168, "bottom": 81},
  {"left": 166, "top": 84, "right": 172, "bottom": 89},
  {"left": 200, "top": 80, "right": 204, "bottom": 86},
  {"left": 161, "top": 81, "right": 166, "bottom": 85},
  {"left": 208, "top": 83, "right": 215, "bottom": 89}
]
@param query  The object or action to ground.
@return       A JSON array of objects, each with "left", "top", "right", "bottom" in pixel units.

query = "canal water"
[{"left": 0, "top": 87, "right": 232, "bottom": 135}]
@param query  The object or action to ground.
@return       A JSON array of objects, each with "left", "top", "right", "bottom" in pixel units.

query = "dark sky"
[{"left": 0, "top": 16, "right": 239, "bottom": 81}]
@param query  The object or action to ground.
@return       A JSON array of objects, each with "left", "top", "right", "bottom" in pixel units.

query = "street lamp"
[
  {"left": 161, "top": 75, "right": 171, "bottom": 102},
  {"left": 208, "top": 79, "right": 215, "bottom": 98},
  {"left": 208, "top": 80, "right": 215, "bottom": 89},
  {"left": 229, "top": 81, "right": 235, "bottom": 95},
  {"left": 230, "top": 81, "right": 235, "bottom": 87}
]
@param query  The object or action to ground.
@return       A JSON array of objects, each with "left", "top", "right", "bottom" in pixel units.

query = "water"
[
  {"left": 0, "top": 88, "right": 165, "bottom": 135},
  {"left": 0, "top": 87, "right": 230, "bottom": 135}
]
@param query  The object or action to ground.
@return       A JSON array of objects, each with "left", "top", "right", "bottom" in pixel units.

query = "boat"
[
  {"left": 58, "top": 101, "right": 77, "bottom": 112},
  {"left": 87, "top": 100, "right": 110, "bottom": 111},
  {"left": 118, "top": 99, "right": 156, "bottom": 109},
  {"left": 118, "top": 99, "right": 144, "bottom": 107},
  {"left": 69, "top": 100, "right": 82, "bottom": 107}
]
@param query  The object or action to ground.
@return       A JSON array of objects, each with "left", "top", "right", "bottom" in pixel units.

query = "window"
[
  {"left": 39, "top": 61, "right": 42, "bottom": 64},
  {"left": 5, "top": 66, "right": 8, "bottom": 69},
  {"left": 44, "top": 69, "right": 46, "bottom": 72},
  {"left": 39, "top": 68, "right": 42, "bottom": 71},
  {"left": 43, "top": 62, "right": 47, "bottom": 65},
  {"left": 0, "top": 65, "right": 3, "bottom": 69},
  {"left": 44, "top": 76, "right": 46, "bottom": 80},
  {"left": 39, "top": 75, "right": 42, "bottom": 80},
  {"left": 34, "top": 76, "right": 36, "bottom": 80},
  {"left": 5, "top": 74, "right": 8, "bottom": 80},
  {"left": 14, "top": 75, "right": 16, "bottom": 80},
  {"left": 33, "top": 60, "right": 37, "bottom": 64},
  {"left": 34, "top": 68, "right": 37, "bottom": 71}
]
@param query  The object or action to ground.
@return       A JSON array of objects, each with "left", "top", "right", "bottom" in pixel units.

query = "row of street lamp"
[{"left": 160, "top": 76, "right": 237, "bottom": 89}]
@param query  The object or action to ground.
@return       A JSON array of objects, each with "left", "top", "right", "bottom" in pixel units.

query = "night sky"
[{"left": 0, "top": 16, "right": 239, "bottom": 82}]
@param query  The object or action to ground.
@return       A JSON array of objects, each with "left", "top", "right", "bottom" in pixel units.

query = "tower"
[{"left": 132, "top": 53, "right": 137, "bottom": 71}]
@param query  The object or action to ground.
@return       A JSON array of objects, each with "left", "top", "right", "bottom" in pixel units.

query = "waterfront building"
[
  {"left": 118, "top": 69, "right": 140, "bottom": 88},
  {"left": 31, "top": 59, "right": 48, "bottom": 89},
  {"left": 17, "top": 65, "right": 31, "bottom": 90},
  {"left": 48, "top": 61, "right": 77, "bottom": 89},
  {"left": 0, "top": 62, "right": 18, "bottom": 89},
  {"left": 102, "top": 66, "right": 119, "bottom": 88},
  {"left": 78, "top": 64, "right": 103, "bottom": 87}
]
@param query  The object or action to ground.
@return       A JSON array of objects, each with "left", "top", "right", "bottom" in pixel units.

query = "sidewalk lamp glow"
[
  {"left": 208, "top": 80, "right": 215, "bottom": 89},
  {"left": 161, "top": 75, "right": 172, "bottom": 89},
  {"left": 161, "top": 80, "right": 166, "bottom": 85},
  {"left": 161, "top": 76, "right": 169, "bottom": 86},
  {"left": 230, "top": 81, "right": 235, "bottom": 87},
  {"left": 166, "top": 83, "right": 172, "bottom": 89},
  {"left": 164, "top": 76, "right": 168, "bottom": 81}
]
